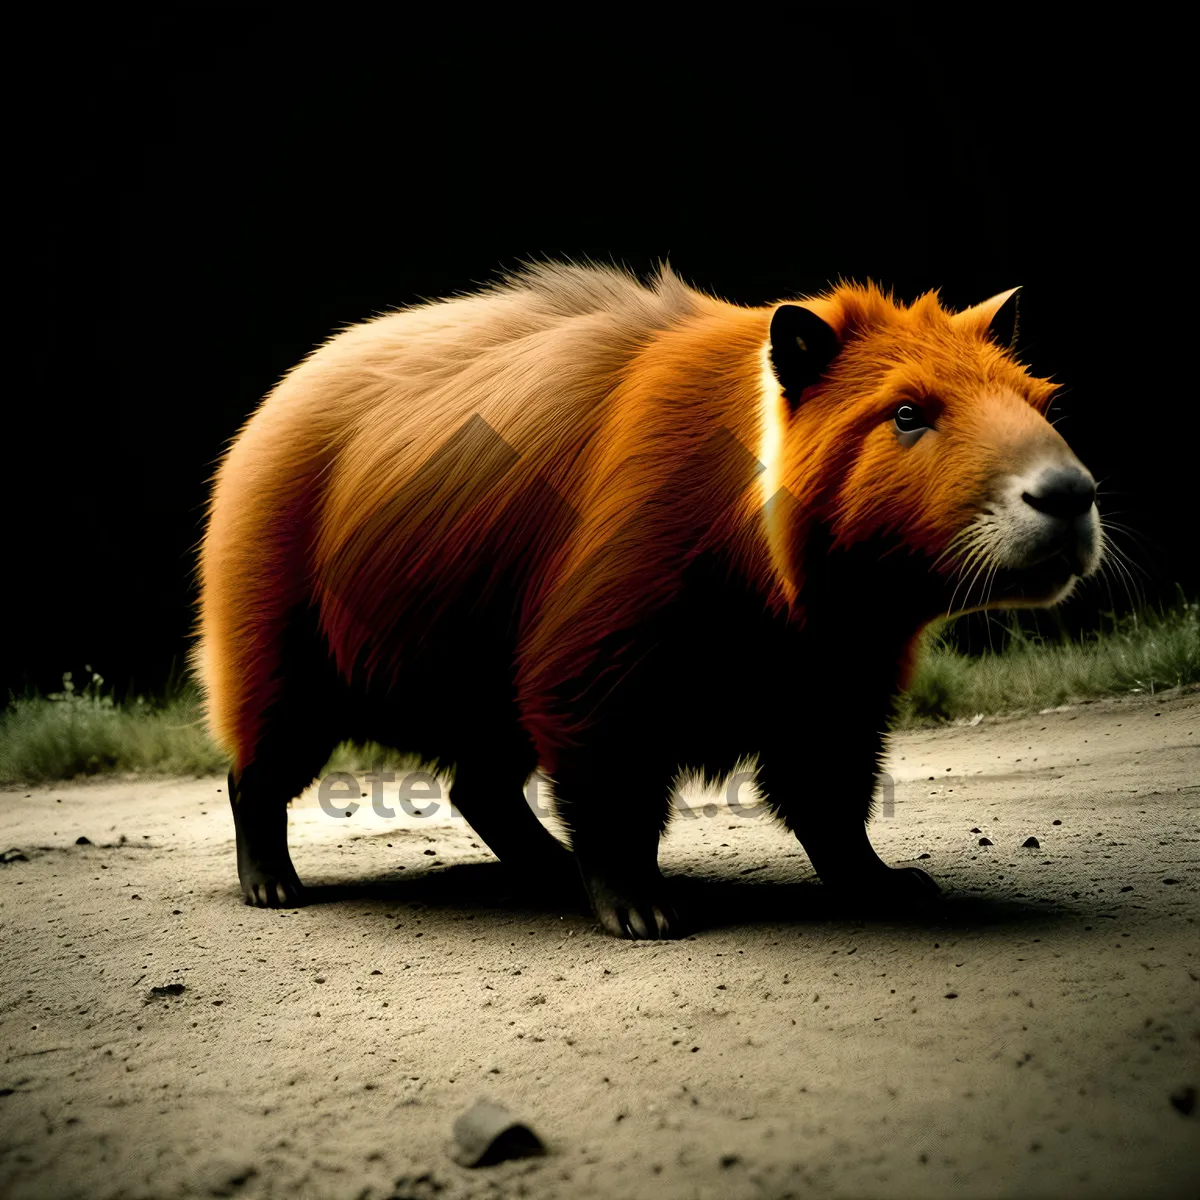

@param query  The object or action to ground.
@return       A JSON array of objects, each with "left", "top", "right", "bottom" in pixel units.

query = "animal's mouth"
[
  {"left": 993, "top": 550, "right": 1081, "bottom": 603},
  {"left": 942, "top": 458, "right": 1104, "bottom": 612},
  {"left": 942, "top": 551, "right": 1079, "bottom": 613},
  {"left": 985, "top": 507, "right": 1102, "bottom": 606},
  {"left": 939, "top": 511, "right": 1100, "bottom": 613}
]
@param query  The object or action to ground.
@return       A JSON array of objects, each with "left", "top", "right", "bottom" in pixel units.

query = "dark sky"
[{"left": 10, "top": 9, "right": 1193, "bottom": 698}]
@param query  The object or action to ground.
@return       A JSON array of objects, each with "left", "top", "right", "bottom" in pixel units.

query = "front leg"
[
  {"left": 449, "top": 759, "right": 579, "bottom": 895},
  {"left": 758, "top": 743, "right": 940, "bottom": 906},
  {"left": 792, "top": 806, "right": 940, "bottom": 904}
]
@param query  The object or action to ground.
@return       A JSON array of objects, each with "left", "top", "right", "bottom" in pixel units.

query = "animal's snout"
[
  {"left": 1021, "top": 465, "right": 1096, "bottom": 520},
  {"left": 988, "top": 451, "right": 1103, "bottom": 588}
]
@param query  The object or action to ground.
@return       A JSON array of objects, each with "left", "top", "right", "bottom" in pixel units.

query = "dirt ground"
[{"left": 1, "top": 691, "right": 1198, "bottom": 1200}]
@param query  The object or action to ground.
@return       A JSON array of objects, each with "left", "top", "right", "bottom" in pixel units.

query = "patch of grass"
[
  {"left": 0, "top": 668, "right": 227, "bottom": 786},
  {"left": 895, "top": 596, "right": 1199, "bottom": 726},
  {"left": 0, "top": 668, "right": 423, "bottom": 787},
  {"left": 3, "top": 597, "right": 1196, "bottom": 783}
]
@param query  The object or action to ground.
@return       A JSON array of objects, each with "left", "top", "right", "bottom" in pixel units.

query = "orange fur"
[{"left": 194, "top": 264, "right": 1069, "bottom": 775}]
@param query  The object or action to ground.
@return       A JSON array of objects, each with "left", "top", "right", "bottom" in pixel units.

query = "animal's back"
[{"left": 195, "top": 264, "right": 710, "bottom": 766}]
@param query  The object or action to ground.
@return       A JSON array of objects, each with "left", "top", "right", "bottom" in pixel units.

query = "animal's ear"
[
  {"left": 769, "top": 304, "right": 841, "bottom": 409},
  {"left": 954, "top": 286, "right": 1021, "bottom": 349}
]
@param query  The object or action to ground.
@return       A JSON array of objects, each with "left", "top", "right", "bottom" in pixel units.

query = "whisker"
[
  {"left": 1100, "top": 528, "right": 1151, "bottom": 583},
  {"left": 1095, "top": 536, "right": 1139, "bottom": 611},
  {"left": 1104, "top": 543, "right": 1145, "bottom": 610},
  {"left": 932, "top": 522, "right": 984, "bottom": 572},
  {"left": 955, "top": 540, "right": 991, "bottom": 607},
  {"left": 957, "top": 549, "right": 993, "bottom": 620},
  {"left": 941, "top": 533, "right": 986, "bottom": 618}
]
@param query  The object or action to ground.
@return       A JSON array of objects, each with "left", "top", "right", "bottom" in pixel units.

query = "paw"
[
  {"left": 877, "top": 865, "right": 941, "bottom": 901},
  {"left": 584, "top": 874, "right": 683, "bottom": 940},
  {"left": 239, "top": 863, "right": 307, "bottom": 908},
  {"left": 503, "top": 842, "right": 581, "bottom": 895},
  {"left": 827, "top": 865, "right": 941, "bottom": 908}
]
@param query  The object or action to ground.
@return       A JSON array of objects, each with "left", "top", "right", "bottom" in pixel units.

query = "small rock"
[
  {"left": 1052, "top": 819, "right": 1062, "bottom": 826},
  {"left": 944, "top": 992, "right": 958, "bottom": 999},
  {"left": 1169, "top": 1085, "right": 1196, "bottom": 1116},
  {"left": 917, "top": 853, "right": 931, "bottom": 860},
  {"left": 978, "top": 838, "right": 993, "bottom": 847},
  {"left": 970, "top": 828, "right": 981, "bottom": 834},
  {"left": 75, "top": 836, "right": 92, "bottom": 846},
  {"left": 424, "top": 849, "right": 437, "bottom": 856},
  {"left": 450, "top": 1099, "right": 544, "bottom": 1167},
  {"left": 1162, "top": 878, "right": 1179, "bottom": 885},
  {"left": 147, "top": 983, "right": 186, "bottom": 1000},
  {"left": 1022, "top": 837, "right": 1041, "bottom": 849},
  {"left": 1, "top": 849, "right": 29, "bottom": 864}
]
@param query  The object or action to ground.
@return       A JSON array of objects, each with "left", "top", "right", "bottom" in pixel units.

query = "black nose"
[{"left": 1022, "top": 466, "right": 1096, "bottom": 519}]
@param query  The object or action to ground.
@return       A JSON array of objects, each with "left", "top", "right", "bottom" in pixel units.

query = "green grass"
[
  {"left": 2, "top": 600, "right": 1197, "bottom": 785},
  {"left": 895, "top": 598, "right": 1199, "bottom": 726},
  {"left": 0, "top": 667, "right": 420, "bottom": 787},
  {"left": 0, "top": 669, "right": 227, "bottom": 786}
]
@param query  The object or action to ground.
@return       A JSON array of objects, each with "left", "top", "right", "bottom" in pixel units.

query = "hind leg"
[
  {"left": 229, "top": 704, "right": 339, "bottom": 908},
  {"left": 553, "top": 767, "right": 682, "bottom": 940},
  {"left": 229, "top": 758, "right": 310, "bottom": 908},
  {"left": 216, "top": 600, "right": 344, "bottom": 907}
]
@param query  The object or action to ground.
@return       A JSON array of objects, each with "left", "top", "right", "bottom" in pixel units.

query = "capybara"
[{"left": 195, "top": 264, "right": 1102, "bottom": 937}]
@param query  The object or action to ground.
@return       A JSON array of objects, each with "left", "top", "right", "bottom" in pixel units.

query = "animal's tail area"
[{"left": 194, "top": 415, "right": 331, "bottom": 776}]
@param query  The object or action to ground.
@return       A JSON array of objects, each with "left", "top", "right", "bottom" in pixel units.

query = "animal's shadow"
[{"left": 295, "top": 858, "right": 1077, "bottom": 937}]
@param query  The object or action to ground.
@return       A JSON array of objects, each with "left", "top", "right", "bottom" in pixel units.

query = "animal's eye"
[{"left": 894, "top": 403, "right": 929, "bottom": 434}]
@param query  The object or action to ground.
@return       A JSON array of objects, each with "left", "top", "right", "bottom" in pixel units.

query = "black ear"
[{"left": 769, "top": 304, "right": 841, "bottom": 409}]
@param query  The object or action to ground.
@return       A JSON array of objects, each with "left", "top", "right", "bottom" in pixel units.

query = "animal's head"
[{"left": 760, "top": 284, "right": 1103, "bottom": 617}]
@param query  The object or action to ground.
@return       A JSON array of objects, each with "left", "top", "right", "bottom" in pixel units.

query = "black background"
[{"left": 10, "top": 8, "right": 1194, "bottom": 699}]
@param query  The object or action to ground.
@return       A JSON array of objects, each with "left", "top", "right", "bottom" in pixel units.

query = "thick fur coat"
[{"left": 195, "top": 264, "right": 1100, "bottom": 936}]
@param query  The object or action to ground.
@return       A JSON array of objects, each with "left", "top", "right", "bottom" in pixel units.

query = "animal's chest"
[{"left": 613, "top": 578, "right": 807, "bottom": 771}]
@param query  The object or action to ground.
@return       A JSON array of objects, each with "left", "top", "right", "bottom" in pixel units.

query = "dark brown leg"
[
  {"left": 229, "top": 762, "right": 309, "bottom": 908},
  {"left": 553, "top": 768, "right": 682, "bottom": 939},
  {"left": 450, "top": 760, "right": 578, "bottom": 892},
  {"left": 759, "top": 745, "right": 940, "bottom": 906}
]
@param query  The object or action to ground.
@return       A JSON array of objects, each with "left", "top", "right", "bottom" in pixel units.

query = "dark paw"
[
  {"left": 584, "top": 874, "right": 684, "bottom": 940},
  {"left": 828, "top": 865, "right": 941, "bottom": 908},
  {"left": 239, "top": 863, "right": 307, "bottom": 908},
  {"left": 503, "top": 843, "right": 582, "bottom": 898},
  {"left": 879, "top": 865, "right": 941, "bottom": 898}
]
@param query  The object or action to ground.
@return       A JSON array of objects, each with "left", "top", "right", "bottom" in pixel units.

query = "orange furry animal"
[{"left": 195, "top": 264, "right": 1102, "bottom": 937}]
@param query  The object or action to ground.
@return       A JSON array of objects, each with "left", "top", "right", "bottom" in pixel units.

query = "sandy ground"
[{"left": 1, "top": 691, "right": 1198, "bottom": 1200}]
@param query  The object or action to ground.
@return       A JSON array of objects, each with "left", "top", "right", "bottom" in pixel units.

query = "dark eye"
[{"left": 894, "top": 403, "right": 929, "bottom": 434}]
